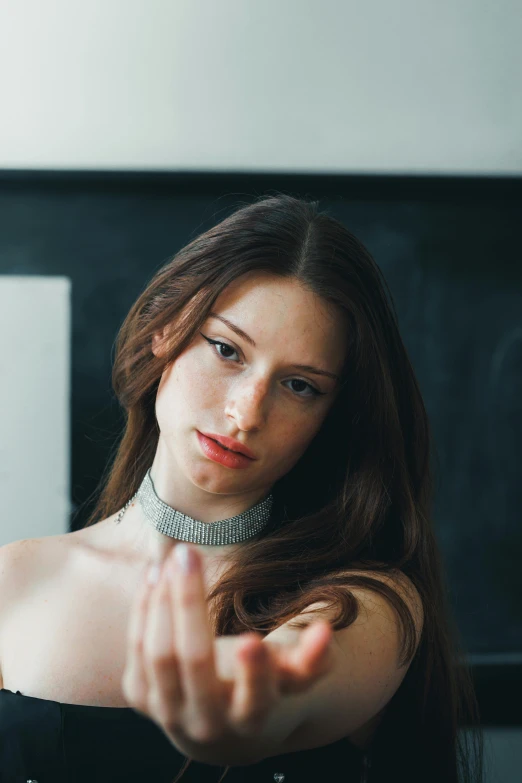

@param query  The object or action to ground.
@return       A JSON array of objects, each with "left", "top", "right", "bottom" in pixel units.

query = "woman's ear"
[{"left": 151, "top": 328, "right": 169, "bottom": 358}]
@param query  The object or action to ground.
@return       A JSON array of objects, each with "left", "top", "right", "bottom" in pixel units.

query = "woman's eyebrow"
[{"left": 207, "top": 312, "right": 340, "bottom": 382}]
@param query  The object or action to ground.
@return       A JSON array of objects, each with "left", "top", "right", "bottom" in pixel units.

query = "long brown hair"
[{"left": 82, "top": 193, "right": 483, "bottom": 782}]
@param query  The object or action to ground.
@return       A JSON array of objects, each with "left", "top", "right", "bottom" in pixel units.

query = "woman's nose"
[{"left": 224, "top": 378, "right": 269, "bottom": 430}]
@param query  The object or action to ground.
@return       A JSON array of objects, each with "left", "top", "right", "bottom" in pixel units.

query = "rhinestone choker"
[{"left": 115, "top": 468, "right": 274, "bottom": 545}]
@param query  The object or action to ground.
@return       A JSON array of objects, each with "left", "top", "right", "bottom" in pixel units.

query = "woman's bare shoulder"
[
  {"left": 332, "top": 567, "right": 424, "bottom": 651},
  {"left": 294, "top": 566, "right": 424, "bottom": 652},
  {"left": 0, "top": 540, "right": 37, "bottom": 684},
  {"left": 0, "top": 535, "right": 72, "bottom": 624}
]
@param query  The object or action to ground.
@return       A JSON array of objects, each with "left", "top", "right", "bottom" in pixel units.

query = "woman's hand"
[{"left": 121, "top": 542, "right": 334, "bottom": 764}]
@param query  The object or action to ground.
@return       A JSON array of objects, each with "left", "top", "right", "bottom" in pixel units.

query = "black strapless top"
[{"left": 0, "top": 687, "right": 366, "bottom": 783}]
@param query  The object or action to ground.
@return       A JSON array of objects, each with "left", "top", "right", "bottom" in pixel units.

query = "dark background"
[{"left": 1, "top": 169, "right": 520, "bottom": 725}]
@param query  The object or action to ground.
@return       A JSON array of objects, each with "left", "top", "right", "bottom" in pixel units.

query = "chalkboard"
[{"left": 1, "top": 170, "right": 520, "bottom": 724}]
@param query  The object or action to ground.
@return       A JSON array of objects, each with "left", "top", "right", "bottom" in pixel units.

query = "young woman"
[{"left": 0, "top": 193, "right": 483, "bottom": 782}]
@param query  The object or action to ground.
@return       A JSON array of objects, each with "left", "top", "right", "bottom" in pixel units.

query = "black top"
[{"left": 0, "top": 687, "right": 367, "bottom": 783}]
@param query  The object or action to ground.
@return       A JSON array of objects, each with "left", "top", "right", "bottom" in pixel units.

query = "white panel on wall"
[
  {"left": 0, "top": 276, "right": 70, "bottom": 545},
  {"left": 0, "top": 0, "right": 520, "bottom": 174}
]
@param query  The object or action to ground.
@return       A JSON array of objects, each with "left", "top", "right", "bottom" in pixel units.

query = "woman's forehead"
[{"left": 212, "top": 274, "right": 343, "bottom": 330}]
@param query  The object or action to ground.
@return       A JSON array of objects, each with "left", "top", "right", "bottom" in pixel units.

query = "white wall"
[
  {"left": 0, "top": 277, "right": 70, "bottom": 545},
  {"left": 0, "top": 0, "right": 520, "bottom": 174}
]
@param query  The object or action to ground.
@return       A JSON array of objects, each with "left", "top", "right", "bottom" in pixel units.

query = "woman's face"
[{"left": 152, "top": 272, "right": 348, "bottom": 511}]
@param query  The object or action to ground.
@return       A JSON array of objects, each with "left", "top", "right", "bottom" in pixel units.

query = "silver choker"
[{"left": 115, "top": 468, "right": 274, "bottom": 545}]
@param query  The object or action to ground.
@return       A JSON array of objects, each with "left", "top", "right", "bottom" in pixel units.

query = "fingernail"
[
  {"left": 147, "top": 561, "right": 162, "bottom": 586},
  {"left": 175, "top": 544, "right": 196, "bottom": 573}
]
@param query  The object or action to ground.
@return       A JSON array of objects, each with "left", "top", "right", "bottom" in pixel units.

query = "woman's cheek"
[
  {"left": 180, "top": 352, "right": 222, "bottom": 405},
  {"left": 276, "top": 423, "right": 316, "bottom": 465}
]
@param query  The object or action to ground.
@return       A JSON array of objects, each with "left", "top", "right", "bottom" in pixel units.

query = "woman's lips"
[
  {"left": 200, "top": 431, "right": 257, "bottom": 459},
  {"left": 196, "top": 431, "right": 254, "bottom": 469}
]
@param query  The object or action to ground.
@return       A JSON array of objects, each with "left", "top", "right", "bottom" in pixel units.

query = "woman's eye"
[
  {"left": 200, "top": 333, "right": 324, "bottom": 399},
  {"left": 211, "top": 339, "right": 238, "bottom": 361}
]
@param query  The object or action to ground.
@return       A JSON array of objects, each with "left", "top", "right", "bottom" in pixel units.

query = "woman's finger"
[
  {"left": 229, "top": 635, "right": 280, "bottom": 736},
  {"left": 168, "top": 545, "right": 224, "bottom": 742},
  {"left": 143, "top": 558, "right": 183, "bottom": 729},
  {"left": 296, "top": 621, "right": 333, "bottom": 673},
  {"left": 275, "top": 621, "right": 334, "bottom": 695}
]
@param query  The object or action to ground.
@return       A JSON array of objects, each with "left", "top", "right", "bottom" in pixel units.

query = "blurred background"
[{"left": 0, "top": 1, "right": 520, "bottom": 780}]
